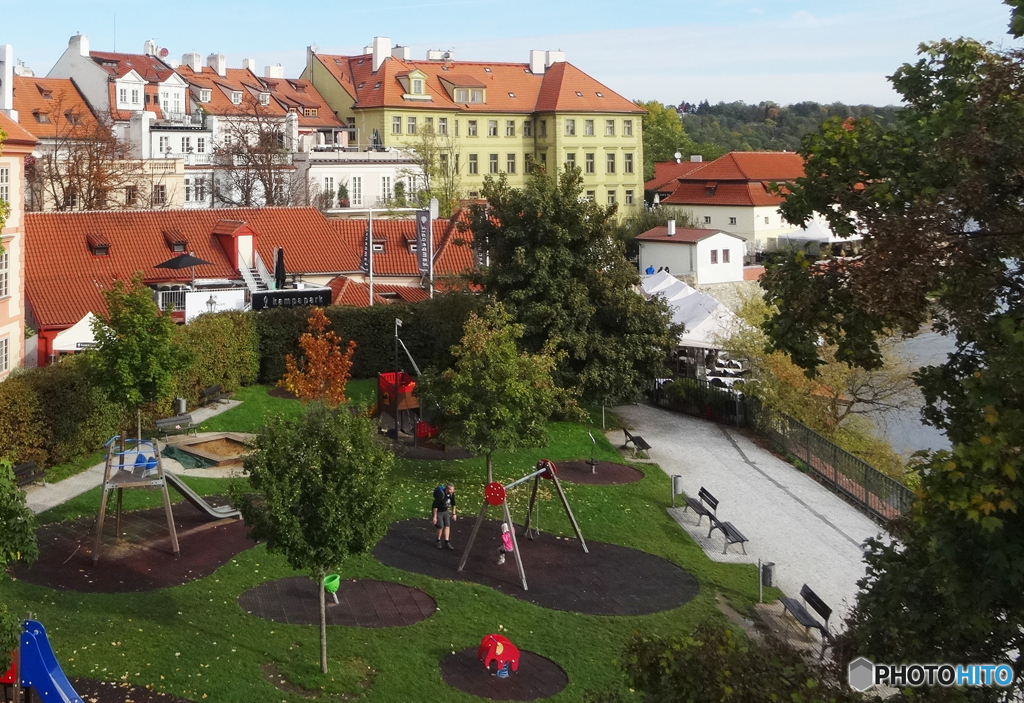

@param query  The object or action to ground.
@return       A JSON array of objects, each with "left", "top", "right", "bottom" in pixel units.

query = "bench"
[
  {"left": 199, "top": 384, "right": 232, "bottom": 406},
  {"left": 14, "top": 460, "right": 46, "bottom": 487},
  {"left": 156, "top": 413, "right": 199, "bottom": 439},
  {"left": 683, "top": 486, "right": 718, "bottom": 526},
  {"left": 706, "top": 513, "right": 749, "bottom": 555},
  {"left": 780, "top": 584, "right": 834, "bottom": 649},
  {"left": 622, "top": 428, "right": 652, "bottom": 459}
]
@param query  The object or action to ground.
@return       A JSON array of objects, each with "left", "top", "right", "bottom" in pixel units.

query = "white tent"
[
  {"left": 775, "top": 218, "right": 863, "bottom": 247},
  {"left": 641, "top": 273, "right": 742, "bottom": 349},
  {"left": 52, "top": 312, "right": 101, "bottom": 352},
  {"left": 641, "top": 270, "right": 698, "bottom": 302}
]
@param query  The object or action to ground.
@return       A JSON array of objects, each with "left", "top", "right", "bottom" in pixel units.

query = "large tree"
[
  {"left": 469, "top": 169, "right": 678, "bottom": 406},
  {"left": 233, "top": 404, "right": 393, "bottom": 673},
  {"left": 761, "top": 34, "right": 1024, "bottom": 696},
  {"left": 214, "top": 95, "right": 298, "bottom": 207},
  {"left": 635, "top": 100, "right": 701, "bottom": 182}
]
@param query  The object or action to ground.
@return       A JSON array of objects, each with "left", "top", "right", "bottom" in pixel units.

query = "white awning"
[
  {"left": 640, "top": 272, "right": 744, "bottom": 349},
  {"left": 52, "top": 312, "right": 102, "bottom": 352}
]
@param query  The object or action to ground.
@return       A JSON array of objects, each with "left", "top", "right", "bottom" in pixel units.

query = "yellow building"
[{"left": 303, "top": 39, "right": 645, "bottom": 213}]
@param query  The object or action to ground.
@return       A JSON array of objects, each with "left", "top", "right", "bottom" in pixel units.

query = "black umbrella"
[
  {"left": 274, "top": 248, "right": 286, "bottom": 289},
  {"left": 155, "top": 252, "right": 213, "bottom": 286}
]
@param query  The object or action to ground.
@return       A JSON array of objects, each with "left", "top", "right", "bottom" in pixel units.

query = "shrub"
[
  {"left": 175, "top": 310, "right": 259, "bottom": 406},
  {"left": 0, "top": 371, "right": 48, "bottom": 466}
]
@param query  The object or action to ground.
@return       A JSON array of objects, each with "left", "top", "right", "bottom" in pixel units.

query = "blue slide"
[{"left": 20, "top": 620, "right": 83, "bottom": 703}]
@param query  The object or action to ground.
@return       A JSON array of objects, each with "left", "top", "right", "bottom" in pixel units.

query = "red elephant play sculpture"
[{"left": 478, "top": 634, "right": 520, "bottom": 678}]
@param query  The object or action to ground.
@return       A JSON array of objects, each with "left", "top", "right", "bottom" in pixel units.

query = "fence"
[{"left": 656, "top": 378, "right": 916, "bottom": 522}]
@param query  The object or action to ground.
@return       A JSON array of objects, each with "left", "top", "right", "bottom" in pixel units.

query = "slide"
[
  {"left": 165, "top": 473, "right": 242, "bottom": 520},
  {"left": 20, "top": 620, "right": 84, "bottom": 703}
]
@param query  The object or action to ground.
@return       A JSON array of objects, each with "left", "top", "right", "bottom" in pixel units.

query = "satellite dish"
[
  {"left": 674, "top": 151, "right": 682, "bottom": 160},
  {"left": 159, "top": 48, "right": 169, "bottom": 58},
  {"left": 443, "top": 52, "right": 451, "bottom": 59}
]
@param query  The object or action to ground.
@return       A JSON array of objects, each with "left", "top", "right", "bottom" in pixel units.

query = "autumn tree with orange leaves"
[{"left": 280, "top": 308, "right": 356, "bottom": 407}]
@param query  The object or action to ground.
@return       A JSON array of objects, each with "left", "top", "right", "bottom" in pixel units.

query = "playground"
[{"left": 1, "top": 383, "right": 767, "bottom": 702}]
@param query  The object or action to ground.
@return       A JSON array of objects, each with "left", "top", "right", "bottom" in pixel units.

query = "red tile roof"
[
  {"left": 660, "top": 181, "right": 783, "bottom": 207},
  {"left": 313, "top": 53, "right": 644, "bottom": 115},
  {"left": 328, "top": 276, "right": 430, "bottom": 307},
  {"left": 90, "top": 51, "right": 177, "bottom": 83},
  {"left": 11, "top": 77, "right": 100, "bottom": 140},
  {"left": 635, "top": 226, "right": 742, "bottom": 243},
  {"left": 330, "top": 213, "right": 476, "bottom": 277},
  {"left": 0, "top": 111, "right": 39, "bottom": 147},
  {"left": 654, "top": 151, "right": 806, "bottom": 207},
  {"left": 645, "top": 160, "right": 707, "bottom": 192},
  {"left": 687, "top": 151, "right": 805, "bottom": 182}
]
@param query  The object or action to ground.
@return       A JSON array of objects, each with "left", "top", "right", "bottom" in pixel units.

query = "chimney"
[
  {"left": 68, "top": 33, "right": 90, "bottom": 58},
  {"left": 529, "top": 49, "right": 545, "bottom": 75},
  {"left": 545, "top": 50, "right": 565, "bottom": 68},
  {"left": 363, "top": 45, "right": 373, "bottom": 55},
  {"left": 181, "top": 51, "right": 202, "bottom": 71},
  {"left": 371, "top": 37, "right": 390, "bottom": 72},
  {"left": 207, "top": 53, "right": 226, "bottom": 77},
  {"left": 667, "top": 220, "right": 676, "bottom": 236},
  {"left": 143, "top": 39, "right": 157, "bottom": 56},
  {"left": 690, "top": 155, "right": 703, "bottom": 162},
  {"left": 265, "top": 64, "right": 284, "bottom": 79},
  {"left": 242, "top": 58, "right": 257, "bottom": 72},
  {"left": 391, "top": 45, "right": 411, "bottom": 61},
  {"left": 0, "top": 45, "right": 13, "bottom": 118}
]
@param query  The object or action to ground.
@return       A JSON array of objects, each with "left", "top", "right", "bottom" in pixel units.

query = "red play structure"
[
  {"left": 478, "top": 634, "right": 520, "bottom": 678},
  {"left": 376, "top": 371, "right": 442, "bottom": 448}
]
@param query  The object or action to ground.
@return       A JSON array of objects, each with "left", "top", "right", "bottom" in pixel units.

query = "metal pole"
[
  {"left": 368, "top": 211, "right": 374, "bottom": 306},
  {"left": 458, "top": 501, "right": 490, "bottom": 573},
  {"left": 394, "top": 318, "right": 400, "bottom": 438},
  {"left": 550, "top": 471, "right": 588, "bottom": 553},
  {"left": 504, "top": 500, "right": 528, "bottom": 590}
]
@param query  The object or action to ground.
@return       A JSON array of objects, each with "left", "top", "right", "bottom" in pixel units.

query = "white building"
[
  {"left": 297, "top": 150, "right": 424, "bottom": 210},
  {"left": 636, "top": 221, "right": 745, "bottom": 285}
]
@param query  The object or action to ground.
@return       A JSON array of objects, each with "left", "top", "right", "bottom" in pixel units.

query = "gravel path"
[{"left": 614, "top": 403, "right": 885, "bottom": 621}]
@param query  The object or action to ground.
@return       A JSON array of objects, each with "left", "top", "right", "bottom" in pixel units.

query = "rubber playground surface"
[
  {"left": 15, "top": 501, "right": 253, "bottom": 593},
  {"left": 551, "top": 460, "right": 645, "bottom": 485},
  {"left": 374, "top": 518, "right": 699, "bottom": 616},
  {"left": 440, "top": 647, "right": 569, "bottom": 701},
  {"left": 67, "top": 678, "right": 194, "bottom": 702}
]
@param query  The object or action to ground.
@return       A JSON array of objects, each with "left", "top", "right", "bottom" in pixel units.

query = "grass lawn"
[{"left": 4, "top": 384, "right": 766, "bottom": 702}]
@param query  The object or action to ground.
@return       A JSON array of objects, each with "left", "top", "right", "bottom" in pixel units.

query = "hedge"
[{"left": 174, "top": 311, "right": 259, "bottom": 408}]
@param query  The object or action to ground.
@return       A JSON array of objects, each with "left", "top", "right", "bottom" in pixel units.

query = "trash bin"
[
  {"left": 671, "top": 475, "right": 683, "bottom": 506},
  {"left": 175, "top": 397, "right": 186, "bottom": 415},
  {"left": 761, "top": 561, "right": 775, "bottom": 589}
]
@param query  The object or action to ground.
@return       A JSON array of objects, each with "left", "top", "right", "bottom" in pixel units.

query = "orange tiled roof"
[
  {"left": 685, "top": 151, "right": 805, "bottom": 182},
  {"left": 11, "top": 76, "right": 100, "bottom": 140},
  {"left": 262, "top": 77, "right": 344, "bottom": 128},
  {"left": 635, "top": 226, "right": 742, "bottom": 243},
  {"left": 330, "top": 214, "right": 476, "bottom": 277},
  {"left": 87, "top": 52, "right": 180, "bottom": 121},
  {"left": 313, "top": 53, "right": 644, "bottom": 115},
  {"left": 645, "top": 160, "right": 707, "bottom": 192},
  {"left": 655, "top": 151, "right": 806, "bottom": 207},
  {"left": 0, "top": 110, "right": 40, "bottom": 147},
  {"left": 328, "top": 276, "right": 430, "bottom": 307},
  {"left": 660, "top": 181, "right": 784, "bottom": 207}
]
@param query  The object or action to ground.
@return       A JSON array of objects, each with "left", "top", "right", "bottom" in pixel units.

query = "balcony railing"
[{"left": 157, "top": 287, "right": 246, "bottom": 313}]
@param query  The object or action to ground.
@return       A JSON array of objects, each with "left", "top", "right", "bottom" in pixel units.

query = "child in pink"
[{"left": 497, "top": 523, "right": 514, "bottom": 564}]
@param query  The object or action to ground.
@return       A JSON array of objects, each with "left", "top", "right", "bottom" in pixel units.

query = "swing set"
[{"left": 458, "top": 459, "right": 588, "bottom": 591}]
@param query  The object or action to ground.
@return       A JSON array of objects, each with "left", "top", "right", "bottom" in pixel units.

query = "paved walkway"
[
  {"left": 614, "top": 403, "right": 885, "bottom": 621},
  {"left": 24, "top": 400, "right": 242, "bottom": 515}
]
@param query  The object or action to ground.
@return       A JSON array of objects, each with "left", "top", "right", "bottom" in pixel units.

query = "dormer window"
[
  {"left": 64, "top": 110, "right": 81, "bottom": 125},
  {"left": 372, "top": 243, "right": 384, "bottom": 252},
  {"left": 231, "top": 91, "right": 242, "bottom": 105},
  {"left": 705, "top": 182, "right": 718, "bottom": 196},
  {"left": 303, "top": 108, "right": 318, "bottom": 117},
  {"left": 471, "top": 89, "right": 483, "bottom": 102},
  {"left": 87, "top": 232, "right": 110, "bottom": 257},
  {"left": 163, "top": 229, "right": 187, "bottom": 252},
  {"left": 39, "top": 87, "right": 53, "bottom": 99},
  {"left": 33, "top": 110, "right": 50, "bottom": 124},
  {"left": 259, "top": 92, "right": 270, "bottom": 105},
  {"left": 412, "top": 79, "right": 423, "bottom": 94},
  {"left": 200, "top": 88, "right": 211, "bottom": 102},
  {"left": 456, "top": 89, "right": 468, "bottom": 102}
]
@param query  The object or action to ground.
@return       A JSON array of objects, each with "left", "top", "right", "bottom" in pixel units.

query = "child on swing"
[{"left": 497, "top": 522, "right": 514, "bottom": 565}]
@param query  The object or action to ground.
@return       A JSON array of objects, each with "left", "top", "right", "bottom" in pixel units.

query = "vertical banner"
[
  {"left": 415, "top": 209, "right": 430, "bottom": 275},
  {"left": 359, "top": 220, "right": 371, "bottom": 273}
]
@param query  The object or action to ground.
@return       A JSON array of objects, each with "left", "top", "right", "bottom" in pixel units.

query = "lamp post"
[{"left": 392, "top": 318, "right": 403, "bottom": 439}]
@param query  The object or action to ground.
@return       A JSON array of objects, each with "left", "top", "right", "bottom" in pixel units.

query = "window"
[
  {"left": 596, "top": 91, "right": 603, "bottom": 97},
  {"left": 131, "top": 89, "right": 140, "bottom": 104},
  {"left": 412, "top": 78, "right": 423, "bottom": 94},
  {"left": 424, "top": 117, "right": 433, "bottom": 131},
  {"left": 63, "top": 189, "right": 78, "bottom": 208},
  {"left": 488, "top": 120, "right": 498, "bottom": 137},
  {"left": 392, "top": 116, "right": 402, "bottom": 134},
  {"left": 710, "top": 250, "right": 718, "bottom": 264},
  {"left": 565, "top": 152, "right": 576, "bottom": 169},
  {"left": 438, "top": 117, "right": 448, "bottom": 135},
  {"left": 200, "top": 89, "right": 211, "bottom": 103},
  {"left": 0, "top": 248, "right": 7, "bottom": 298},
  {"left": 407, "top": 116, "right": 416, "bottom": 134},
  {"left": 351, "top": 176, "right": 362, "bottom": 206},
  {"left": 722, "top": 249, "right": 731, "bottom": 263},
  {"left": 704, "top": 216, "right": 712, "bottom": 224},
  {"left": 454, "top": 120, "right": 459, "bottom": 136},
  {"left": 174, "top": 93, "right": 181, "bottom": 112},
  {"left": 607, "top": 190, "right": 616, "bottom": 205},
  {"left": 508, "top": 92, "right": 515, "bottom": 98},
  {"left": 765, "top": 216, "right": 770, "bottom": 224},
  {"left": 623, "top": 119, "right": 633, "bottom": 137},
  {"left": 323, "top": 176, "right": 335, "bottom": 198},
  {"left": 153, "top": 184, "right": 166, "bottom": 205},
  {"left": 194, "top": 176, "right": 207, "bottom": 202},
  {"left": 625, "top": 189, "right": 634, "bottom": 205},
  {"left": 585, "top": 190, "right": 595, "bottom": 201},
  {"left": 523, "top": 120, "right": 532, "bottom": 137},
  {"left": 372, "top": 243, "right": 384, "bottom": 252},
  {"left": 0, "top": 337, "right": 7, "bottom": 374},
  {"left": 729, "top": 217, "right": 737, "bottom": 225},
  {"left": 468, "top": 120, "right": 478, "bottom": 136},
  {"left": 381, "top": 175, "right": 393, "bottom": 201},
  {"left": 0, "top": 167, "right": 8, "bottom": 205},
  {"left": 439, "top": 153, "right": 448, "bottom": 171},
  {"left": 606, "top": 120, "right": 615, "bottom": 136},
  {"left": 119, "top": 87, "right": 127, "bottom": 103},
  {"left": 584, "top": 119, "right": 594, "bottom": 136},
  {"left": 231, "top": 91, "right": 242, "bottom": 105},
  {"left": 539, "top": 120, "right": 547, "bottom": 137},
  {"left": 184, "top": 177, "right": 193, "bottom": 203},
  {"left": 489, "top": 153, "right": 499, "bottom": 174},
  {"left": 540, "top": 151, "right": 547, "bottom": 167},
  {"left": 470, "top": 89, "right": 483, "bottom": 103},
  {"left": 197, "top": 137, "right": 206, "bottom": 153},
  {"left": 624, "top": 153, "right": 634, "bottom": 174},
  {"left": 181, "top": 136, "right": 191, "bottom": 153},
  {"left": 507, "top": 153, "right": 516, "bottom": 174},
  {"left": 506, "top": 120, "right": 515, "bottom": 137},
  {"left": 304, "top": 108, "right": 318, "bottom": 117},
  {"left": 565, "top": 119, "right": 575, "bottom": 136},
  {"left": 125, "top": 185, "right": 138, "bottom": 205},
  {"left": 585, "top": 153, "right": 595, "bottom": 174},
  {"left": 33, "top": 111, "right": 50, "bottom": 124},
  {"left": 469, "top": 154, "right": 478, "bottom": 174},
  {"left": 456, "top": 89, "right": 468, "bottom": 102},
  {"left": 606, "top": 152, "right": 615, "bottom": 174},
  {"left": 159, "top": 136, "right": 170, "bottom": 153}
]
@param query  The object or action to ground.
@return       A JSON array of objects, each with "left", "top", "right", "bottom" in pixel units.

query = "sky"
[{"left": 0, "top": 0, "right": 1016, "bottom": 106}]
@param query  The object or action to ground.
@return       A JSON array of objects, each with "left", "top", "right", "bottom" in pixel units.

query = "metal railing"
[
  {"left": 157, "top": 287, "right": 245, "bottom": 313},
  {"left": 238, "top": 253, "right": 262, "bottom": 293},
  {"left": 254, "top": 251, "right": 275, "bottom": 291}
]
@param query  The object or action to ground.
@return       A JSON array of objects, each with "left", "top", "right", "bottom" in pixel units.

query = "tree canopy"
[
  {"left": 469, "top": 169, "right": 678, "bottom": 406},
  {"left": 635, "top": 100, "right": 716, "bottom": 181},
  {"left": 280, "top": 307, "right": 357, "bottom": 408}
]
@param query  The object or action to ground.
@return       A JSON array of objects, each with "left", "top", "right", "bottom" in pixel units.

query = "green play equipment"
[{"left": 324, "top": 574, "right": 341, "bottom": 604}]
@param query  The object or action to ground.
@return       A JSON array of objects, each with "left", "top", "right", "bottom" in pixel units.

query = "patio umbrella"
[
  {"left": 155, "top": 252, "right": 213, "bottom": 287},
  {"left": 274, "top": 248, "right": 286, "bottom": 289}
]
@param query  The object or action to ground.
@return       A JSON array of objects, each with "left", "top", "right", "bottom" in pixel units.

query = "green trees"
[
  {"left": 0, "top": 459, "right": 38, "bottom": 671},
  {"left": 234, "top": 404, "right": 393, "bottom": 673},
  {"left": 636, "top": 101, "right": 705, "bottom": 181},
  {"left": 417, "top": 304, "right": 573, "bottom": 483},
  {"left": 762, "top": 35, "right": 1024, "bottom": 696},
  {"left": 470, "top": 169, "right": 678, "bottom": 407}
]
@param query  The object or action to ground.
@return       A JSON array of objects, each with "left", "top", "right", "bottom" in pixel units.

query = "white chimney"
[
  {"left": 207, "top": 53, "right": 226, "bottom": 77},
  {"left": 181, "top": 52, "right": 202, "bottom": 72},
  {"left": 529, "top": 49, "right": 545, "bottom": 75},
  {"left": 143, "top": 39, "right": 157, "bottom": 56},
  {"left": 68, "top": 33, "right": 90, "bottom": 58},
  {"left": 545, "top": 50, "right": 565, "bottom": 68},
  {"left": 372, "top": 37, "right": 390, "bottom": 72},
  {"left": 667, "top": 220, "right": 676, "bottom": 236},
  {"left": 242, "top": 58, "right": 257, "bottom": 72},
  {"left": 0, "top": 45, "right": 13, "bottom": 118},
  {"left": 392, "top": 45, "right": 411, "bottom": 61},
  {"left": 265, "top": 64, "right": 284, "bottom": 79},
  {"left": 363, "top": 45, "right": 373, "bottom": 55},
  {"left": 690, "top": 155, "right": 703, "bottom": 162}
]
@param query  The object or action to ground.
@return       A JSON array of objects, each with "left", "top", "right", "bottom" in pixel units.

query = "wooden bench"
[
  {"left": 683, "top": 486, "right": 718, "bottom": 526},
  {"left": 706, "top": 513, "right": 749, "bottom": 555},
  {"left": 14, "top": 460, "right": 46, "bottom": 487},
  {"left": 622, "top": 428, "right": 652, "bottom": 458},
  {"left": 199, "top": 384, "right": 232, "bottom": 406},
  {"left": 156, "top": 413, "right": 199, "bottom": 439},
  {"left": 780, "top": 584, "right": 834, "bottom": 647}
]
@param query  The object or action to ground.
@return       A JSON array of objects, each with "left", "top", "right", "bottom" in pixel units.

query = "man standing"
[{"left": 432, "top": 483, "right": 457, "bottom": 549}]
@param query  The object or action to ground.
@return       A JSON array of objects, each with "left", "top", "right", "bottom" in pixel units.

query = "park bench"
[
  {"left": 199, "top": 384, "right": 232, "bottom": 406},
  {"left": 706, "top": 513, "right": 749, "bottom": 555},
  {"left": 14, "top": 460, "right": 46, "bottom": 487},
  {"left": 780, "top": 584, "right": 834, "bottom": 648},
  {"left": 156, "top": 413, "right": 199, "bottom": 439},
  {"left": 682, "top": 486, "right": 718, "bottom": 526},
  {"left": 622, "top": 428, "right": 652, "bottom": 459}
]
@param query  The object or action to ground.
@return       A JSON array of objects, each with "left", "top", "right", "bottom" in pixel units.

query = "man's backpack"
[{"left": 433, "top": 485, "right": 445, "bottom": 504}]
